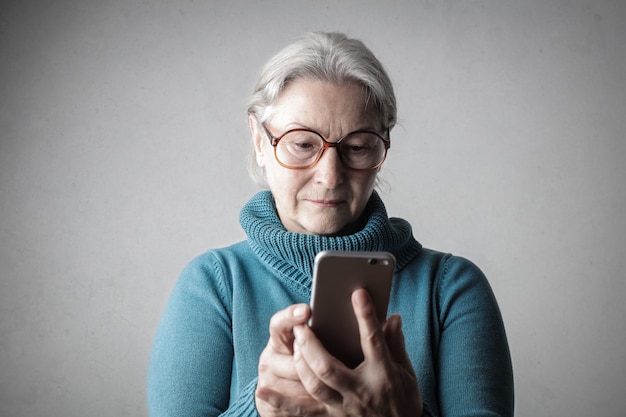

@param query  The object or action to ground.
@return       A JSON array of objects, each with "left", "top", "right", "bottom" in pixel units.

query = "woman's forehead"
[{"left": 268, "top": 79, "right": 382, "bottom": 131}]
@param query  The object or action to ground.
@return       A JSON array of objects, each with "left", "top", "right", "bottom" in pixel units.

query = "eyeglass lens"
[{"left": 275, "top": 130, "right": 386, "bottom": 170}]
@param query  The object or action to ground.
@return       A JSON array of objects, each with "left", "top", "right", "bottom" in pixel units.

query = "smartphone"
[{"left": 309, "top": 250, "right": 395, "bottom": 368}]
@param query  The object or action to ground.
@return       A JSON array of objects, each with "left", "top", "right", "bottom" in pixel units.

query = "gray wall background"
[{"left": 1, "top": 0, "right": 625, "bottom": 416}]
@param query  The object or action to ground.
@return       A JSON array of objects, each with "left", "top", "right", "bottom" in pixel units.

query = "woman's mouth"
[{"left": 308, "top": 199, "right": 345, "bottom": 208}]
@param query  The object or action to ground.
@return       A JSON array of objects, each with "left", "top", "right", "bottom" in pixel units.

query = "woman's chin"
[{"left": 307, "top": 218, "right": 363, "bottom": 237}]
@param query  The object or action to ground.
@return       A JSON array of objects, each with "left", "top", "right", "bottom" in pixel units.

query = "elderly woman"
[{"left": 147, "top": 32, "right": 514, "bottom": 417}]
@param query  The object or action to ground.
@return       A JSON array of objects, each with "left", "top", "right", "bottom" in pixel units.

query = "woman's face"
[{"left": 250, "top": 78, "right": 383, "bottom": 236}]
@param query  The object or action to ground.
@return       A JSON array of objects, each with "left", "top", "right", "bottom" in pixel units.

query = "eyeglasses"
[{"left": 261, "top": 123, "right": 390, "bottom": 171}]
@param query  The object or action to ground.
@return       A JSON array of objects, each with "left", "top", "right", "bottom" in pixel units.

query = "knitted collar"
[{"left": 239, "top": 190, "right": 421, "bottom": 296}]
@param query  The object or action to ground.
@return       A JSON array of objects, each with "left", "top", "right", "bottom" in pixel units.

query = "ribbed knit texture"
[
  {"left": 148, "top": 191, "right": 514, "bottom": 417},
  {"left": 239, "top": 190, "right": 422, "bottom": 296}
]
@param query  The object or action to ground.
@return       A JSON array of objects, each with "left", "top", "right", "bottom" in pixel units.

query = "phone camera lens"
[{"left": 368, "top": 258, "right": 378, "bottom": 265}]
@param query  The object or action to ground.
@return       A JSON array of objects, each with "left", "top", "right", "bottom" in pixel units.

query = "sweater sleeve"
[
  {"left": 434, "top": 255, "right": 514, "bottom": 417},
  {"left": 147, "top": 254, "right": 260, "bottom": 417}
]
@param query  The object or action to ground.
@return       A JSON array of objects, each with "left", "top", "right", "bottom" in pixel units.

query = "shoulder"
[
  {"left": 418, "top": 249, "right": 501, "bottom": 323},
  {"left": 403, "top": 246, "right": 495, "bottom": 307},
  {"left": 173, "top": 241, "right": 254, "bottom": 299},
  {"left": 409, "top": 247, "right": 487, "bottom": 284},
  {"left": 183, "top": 241, "right": 253, "bottom": 275},
  {"left": 400, "top": 246, "right": 482, "bottom": 280}
]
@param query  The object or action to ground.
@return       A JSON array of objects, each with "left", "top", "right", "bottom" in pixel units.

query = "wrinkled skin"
[{"left": 255, "top": 289, "right": 423, "bottom": 417}]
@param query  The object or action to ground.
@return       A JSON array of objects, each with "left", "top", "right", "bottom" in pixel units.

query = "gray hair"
[{"left": 247, "top": 32, "right": 397, "bottom": 186}]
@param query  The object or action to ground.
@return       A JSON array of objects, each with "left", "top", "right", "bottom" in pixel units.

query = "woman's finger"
[
  {"left": 255, "top": 384, "right": 326, "bottom": 417},
  {"left": 351, "top": 289, "right": 390, "bottom": 366},
  {"left": 258, "top": 347, "right": 300, "bottom": 380},
  {"left": 292, "top": 325, "right": 346, "bottom": 405},
  {"left": 383, "top": 314, "right": 416, "bottom": 372},
  {"left": 268, "top": 304, "right": 311, "bottom": 355}
]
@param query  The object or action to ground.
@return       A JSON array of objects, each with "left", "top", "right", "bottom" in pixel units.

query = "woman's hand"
[
  {"left": 255, "top": 304, "right": 327, "bottom": 417},
  {"left": 292, "top": 289, "right": 423, "bottom": 417},
  {"left": 256, "top": 290, "right": 423, "bottom": 417}
]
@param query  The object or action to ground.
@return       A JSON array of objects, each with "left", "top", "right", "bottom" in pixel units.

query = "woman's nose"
[{"left": 313, "top": 147, "right": 345, "bottom": 188}]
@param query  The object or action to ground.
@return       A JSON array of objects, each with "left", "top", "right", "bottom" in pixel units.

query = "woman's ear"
[{"left": 248, "top": 114, "right": 266, "bottom": 167}]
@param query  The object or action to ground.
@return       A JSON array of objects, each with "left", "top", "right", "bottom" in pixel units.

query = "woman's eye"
[{"left": 294, "top": 141, "right": 315, "bottom": 149}]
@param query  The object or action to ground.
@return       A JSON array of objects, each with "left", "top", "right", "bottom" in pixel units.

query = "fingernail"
[
  {"left": 293, "top": 306, "right": 306, "bottom": 318},
  {"left": 354, "top": 289, "right": 368, "bottom": 307}
]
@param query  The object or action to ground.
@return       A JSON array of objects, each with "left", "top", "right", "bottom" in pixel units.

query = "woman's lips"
[{"left": 308, "top": 199, "right": 345, "bottom": 208}]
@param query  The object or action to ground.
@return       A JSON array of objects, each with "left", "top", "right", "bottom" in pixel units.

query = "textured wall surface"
[{"left": 1, "top": 1, "right": 625, "bottom": 416}]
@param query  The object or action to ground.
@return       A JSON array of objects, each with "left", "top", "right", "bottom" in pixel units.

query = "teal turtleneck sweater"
[{"left": 147, "top": 191, "right": 514, "bottom": 417}]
